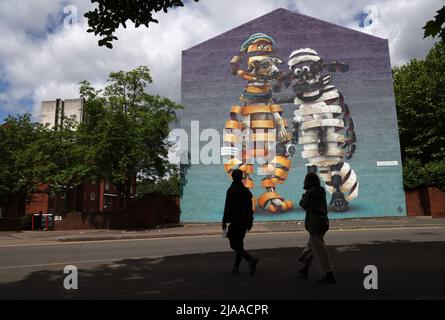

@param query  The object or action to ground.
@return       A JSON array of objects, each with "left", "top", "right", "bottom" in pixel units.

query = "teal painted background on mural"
[{"left": 181, "top": 162, "right": 405, "bottom": 222}]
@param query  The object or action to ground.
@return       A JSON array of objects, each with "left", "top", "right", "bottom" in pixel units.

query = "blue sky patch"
[
  {"left": 355, "top": 11, "right": 371, "bottom": 28},
  {"left": 0, "top": 90, "right": 34, "bottom": 122},
  {"left": 25, "top": 11, "right": 65, "bottom": 41}
]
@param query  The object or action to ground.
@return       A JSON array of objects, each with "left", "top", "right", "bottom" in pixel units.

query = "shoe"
[
  {"left": 231, "top": 268, "right": 239, "bottom": 275},
  {"left": 249, "top": 258, "right": 259, "bottom": 276},
  {"left": 317, "top": 272, "right": 336, "bottom": 284},
  {"left": 298, "top": 266, "right": 309, "bottom": 280}
]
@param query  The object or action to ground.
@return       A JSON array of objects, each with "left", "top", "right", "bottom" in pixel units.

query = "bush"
[
  {"left": 423, "top": 160, "right": 445, "bottom": 191},
  {"left": 137, "top": 175, "right": 181, "bottom": 197},
  {"left": 403, "top": 159, "right": 445, "bottom": 191},
  {"left": 20, "top": 214, "right": 33, "bottom": 230}
]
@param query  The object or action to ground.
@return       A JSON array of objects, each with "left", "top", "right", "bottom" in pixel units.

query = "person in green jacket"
[{"left": 298, "top": 172, "right": 336, "bottom": 284}]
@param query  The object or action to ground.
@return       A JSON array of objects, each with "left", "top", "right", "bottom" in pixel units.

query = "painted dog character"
[{"left": 221, "top": 33, "right": 294, "bottom": 213}]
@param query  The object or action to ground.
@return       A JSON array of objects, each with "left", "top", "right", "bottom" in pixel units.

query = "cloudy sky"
[{"left": 0, "top": 0, "right": 441, "bottom": 121}]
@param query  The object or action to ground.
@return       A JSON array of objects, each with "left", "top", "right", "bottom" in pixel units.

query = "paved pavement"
[
  {"left": 1, "top": 224, "right": 445, "bottom": 299},
  {"left": 1, "top": 216, "right": 444, "bottom": 245}
]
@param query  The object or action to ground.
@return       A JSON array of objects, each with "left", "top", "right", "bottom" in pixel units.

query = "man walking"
[{"left": 222, "top": 169, "right": 259, "bottom": 276}]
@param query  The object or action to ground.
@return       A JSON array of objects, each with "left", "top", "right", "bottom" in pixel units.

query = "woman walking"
[{"left": 298, "top": 172, "right": 336, "bottom": 284}]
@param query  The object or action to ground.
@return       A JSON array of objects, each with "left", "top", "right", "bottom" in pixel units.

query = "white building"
[{"left": 40, "top": 98, "right": 84, "bottom": 128}]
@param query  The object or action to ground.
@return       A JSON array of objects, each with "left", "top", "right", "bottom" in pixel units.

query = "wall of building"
[
  {"left": 39, "top": 98, "right": 83, "bottom": 129},
  {"left": 26, "top": 184, "right": 50, "bottom": 215},
  {"left": 62, "top": 99, "right": 84, "bottom": 124},
  {"left": 406, "top": 187, "right": 445, "bottom": 218},
  {"left": 26, "top": 179, "right": 138, "bottom": 216},
  {"left": 54, "top": 194, "right": 180, "bottom": 230},
  {"left": 0, "top": 218, "right": 21, "bottom": 231},
  {"left": 78, "top": 183, "right": 101, "bottom": 213},
  {"left": 0, "top": 197, "right": 25, "bottom": 231},
  {"left": 40, "top": 100, "right": 59, "bottom": 128},
  {"left": 0, "top": 197, "right": 25, "bottom": 218},
  {"left": 179, "top": 8, "right": 406, "bottom": 222}
]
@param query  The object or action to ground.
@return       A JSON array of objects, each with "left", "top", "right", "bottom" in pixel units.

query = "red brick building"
[{"left": 25, "top": 179, "right": 136, "bottom": 216}]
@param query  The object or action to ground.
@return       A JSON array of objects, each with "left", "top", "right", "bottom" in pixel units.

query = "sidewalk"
[{"left": 1, "top": 216, "right": 444, "bottom": 243}]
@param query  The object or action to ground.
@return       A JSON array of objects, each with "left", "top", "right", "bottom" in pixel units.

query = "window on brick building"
[
  {"left": 105, "top": 181, "right": 110, "bottom": 191},
  {"left": 91, "top": 192, "right": 96, "bottom": 201}
]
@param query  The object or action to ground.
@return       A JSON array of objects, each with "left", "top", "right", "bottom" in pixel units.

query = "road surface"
[{"left": 1, "top": 227, "right": 444, "bottom": 299}]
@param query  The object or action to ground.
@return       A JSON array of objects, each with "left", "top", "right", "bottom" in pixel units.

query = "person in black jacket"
[
  {"left": 222, "top": 169, "right": 259, "bottom": 276},
  {"left": 298, "top": 172, "right": 336, "bottom": 284}
]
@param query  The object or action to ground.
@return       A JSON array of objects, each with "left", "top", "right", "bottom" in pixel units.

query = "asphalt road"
[{"left": 1, "top": 227, "right": 445, "bottom": 299}]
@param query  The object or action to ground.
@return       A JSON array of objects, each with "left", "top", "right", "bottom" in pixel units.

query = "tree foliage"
[
  {"left": 0, "top": 115, "right": 41, "bottom": 211},
  {"left": 393, "top": 41, "right": 445, "bottom": 163},
  {"left": 137, "top": 175, "right": 181, "bottom": 197},
  {"left": 393, "top": 41, "right": 445, "bottom": 190},
  {"left": 85, "top": 0, "right": 200, "bottom": 48},
  {"left": 21, "top": 117, "right": 81, "bottom": 192},
  {"left": 78, "top": 66, "right": 182, "bottom": 209},
  {"left": 0, "top": 114, "right": 85, "bottom": 215},
  {"left": 423, "top": 5, "right": 445, "bottom": 42},
  {"left": 136, "top": 154, "right": 191, "bottom": 198},
  {"left": 403, "top": 158, "right": 445, "bottom": 191}
]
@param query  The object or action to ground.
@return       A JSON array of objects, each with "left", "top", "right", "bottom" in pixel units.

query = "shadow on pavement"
[{"left": 1, "top": 241, "right": 445, "bottom": 300}]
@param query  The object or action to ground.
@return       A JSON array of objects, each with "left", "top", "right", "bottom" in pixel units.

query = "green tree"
[
  {"left": 0, "top": 113, "right": 83, "bottom": 217},
  {"left": 19, "top": 117, "right": 81, "bottom": 194},
  {"left": 423, "top": 5, "right": 445, "bottom": 42},
  {"left": 137, "top": 175, "right": 181, "bottom": 196},
  {"left": 85, "top": 0, "right": 200, "bottom": 48},
  {"left": 393, "top": 41, "right": 445, "bottom": 190},
  {"left": 78, "top": 66, "right": 182, "bottom": 209},
  {"left": 136, "top": 153, "right": 191, "bottom": 198},
  {"left": 0, "top": 115, "right": 44, "bottom": 215}
]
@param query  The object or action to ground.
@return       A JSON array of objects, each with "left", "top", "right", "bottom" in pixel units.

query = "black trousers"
[{"left": 228, "top": 225, "right": 252, "bottom": 268}]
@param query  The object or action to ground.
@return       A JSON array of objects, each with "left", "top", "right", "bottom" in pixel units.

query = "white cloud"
[
  {"left": 345, "top": 0, "right": 440, "bottom": 65},
  {"left": 0, "top": 0, "right": 442, "bottom": 119},
  {"left": 0, "top": 0, "right": 64, "bottom": 34}
]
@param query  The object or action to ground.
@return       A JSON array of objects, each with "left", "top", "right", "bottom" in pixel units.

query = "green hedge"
[{"left": 403, "top": 159, "right": 445, "bottom": 191}]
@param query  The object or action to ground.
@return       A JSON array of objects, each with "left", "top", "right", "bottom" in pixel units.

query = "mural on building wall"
[
  {"left": 221, "top": 33, "right": 294, "bottom": 213},
  {"left": 222, "top": 33, "right": 360, "bottom": 213},
  {"left": 179, "top": 9, "right": 406, "bottom": 222}
]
